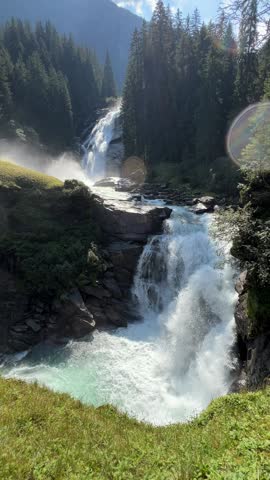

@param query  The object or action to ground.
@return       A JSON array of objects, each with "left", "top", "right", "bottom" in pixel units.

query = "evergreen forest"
[
  {"left": 0, "top": 19, "right": 117, "bottom": 150},
  {"left": 122, "top": 0, "right": 270, "bottom": 192}
]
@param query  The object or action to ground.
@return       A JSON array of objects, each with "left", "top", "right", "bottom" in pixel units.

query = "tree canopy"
[
  {"left": 122, "top": 0, "right": 270, "bottom": 192},
  {"left": 0, "top": 19, "right": 117, "bottom": 149}
]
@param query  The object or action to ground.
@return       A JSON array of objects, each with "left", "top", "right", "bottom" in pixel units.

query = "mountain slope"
[{"left": 0, "top": 0, "right": 143, "bottom": 88}]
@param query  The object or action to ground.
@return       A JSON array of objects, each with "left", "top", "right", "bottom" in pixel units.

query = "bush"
[{"left": 0, "top": 165, "right": 103, "bottom": 299}]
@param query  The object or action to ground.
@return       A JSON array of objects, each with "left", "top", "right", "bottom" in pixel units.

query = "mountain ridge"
[{"left": 0, "top": 0, "right": 143, "bottom": 88}]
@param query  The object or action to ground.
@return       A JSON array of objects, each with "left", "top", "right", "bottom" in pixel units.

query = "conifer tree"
[
  {"left": 234, "top": 0, "right": 259, "bottom": 107},
  {"left": 0, "top": 19, "right": 102, "bottom": 147},
  {"left": 101, "top": 51, "right": 116, "bottom": 99},
  {"left": 0, "top": 47, "right": 13, "bottom": 122}
]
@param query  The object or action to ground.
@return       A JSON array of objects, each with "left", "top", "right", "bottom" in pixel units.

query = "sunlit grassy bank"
[
  {"left": 0, "top": 160, "right": 102, "bottom": 298},
  {"left": 0, "top": 159, "right": 62, "bottom": 189},
  {"left": 0, "top": 378, "right": 269, "bottom": 479}
]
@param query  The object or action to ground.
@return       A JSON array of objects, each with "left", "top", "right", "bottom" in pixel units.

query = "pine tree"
[
  {"left": 235, "top": 0, "right": 259, "bottom": 108},
  {"left": 191, "top": 8, "right": 201, "bottom": 36},
  {"left": 0, "top": 19, "right": 103, "bottom": 147},
  {"left": 122, "top": 28, "right": 145, "bottom": 158},
  {"left": 0, "top": 47, "right": 13, "bottom": 122},
  {"left": 101, "top": 51, "right": 116, "bottom": 99}
]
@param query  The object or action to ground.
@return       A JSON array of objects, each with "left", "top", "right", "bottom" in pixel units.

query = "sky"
[{"left": 114, "top": 0, "right": 221, "bottom": 22}]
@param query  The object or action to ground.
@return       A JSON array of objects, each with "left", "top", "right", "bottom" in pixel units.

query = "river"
[{"left": 1, "top": 105, "right": 238, "bottom": 426}]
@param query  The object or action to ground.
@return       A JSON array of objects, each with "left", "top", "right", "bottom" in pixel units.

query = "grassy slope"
[
  {"left": 0, "top": 159, "right": 62, "bottom": 189},
  {"left": 0, "top": 379, "right": 269, "bottom": 480},
  {"left": 0, "top": 160, "right": 101, "bottom": 297}
]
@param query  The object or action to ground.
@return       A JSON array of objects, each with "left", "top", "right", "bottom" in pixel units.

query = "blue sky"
[{"left": 114, "top": 0, "right": 221, "bottom": 21}]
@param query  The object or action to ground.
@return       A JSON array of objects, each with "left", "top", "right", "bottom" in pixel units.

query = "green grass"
[
  {"left": 0, "top": 159, "right": 63, "bottom": 189},
  {"left": 0, "top": 378, "right": 269, "bottom": 479},
  {"left": 0, "top": 161, "right": 102, "bottom": 297}
]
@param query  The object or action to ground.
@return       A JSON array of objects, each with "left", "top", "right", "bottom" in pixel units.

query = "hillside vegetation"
[
  {"left": 122, "top": 1, "right": 270, "bottom": 194},
  {"left": 0, "top": 0, "right": 142, "bottom": 88},
  {"left": 0, "top": 160, "right": 102, "bottom": 298},
  {"left": 0, "top": 159, "right": 62, "bottom": 189},
  {"left": 0, "top": 378, "right": 269, "bottom": 479},
  {"left": 0, "top": 19, "right": 116, "bottom": 150}
]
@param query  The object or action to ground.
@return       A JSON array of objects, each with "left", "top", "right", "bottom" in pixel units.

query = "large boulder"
[
  {"left": 94, "top": 177, "right": 118, "bottom": 188},
  {"left": 54, "top": 289, "right": 95, "bottom": 339},
  {"left": 192, "top": 196, "right": 216, "bottom": 214},
  {"left": 92, "top": 196, "right": 172, "bottom": 242}
]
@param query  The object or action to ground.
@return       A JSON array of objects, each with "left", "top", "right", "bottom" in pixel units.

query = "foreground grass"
[
  {"left": 0, "top": 379, "right": 269, "bottom": 479},
  {"left": 0, "top": 159, "right": 62, "bottom": 189}
]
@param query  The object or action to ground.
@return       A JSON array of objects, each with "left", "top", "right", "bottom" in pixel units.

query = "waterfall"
[
  {"left": 2, "top": 205, "right": 238, "bottom": 426},
  {"left": 133, "top": 207, "right": 237, "bottom": 418},
  {"left": 82, "top": 101, "right": 122, "bottom": 181}
]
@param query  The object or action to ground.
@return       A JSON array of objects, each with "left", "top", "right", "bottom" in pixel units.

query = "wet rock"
[
  {"left": 0, "top": 267, "right": 28, "bottom": 353},
  {"left": 87, "top": 305, "right": 106, "bottom": 326},
  {"left": 103, "top": 278, "right": 122, "bottom": 299},
  {"left": 235, "top": 292, "right": 249, "bottom": 341},
  {"left": 114, "top": 268, "right": 132, "bottom": 285},
  {"left": 115, "top": 178, "right": 137, "bottom": 192},
  {"left": 198, "top": 196, "right": 216, "bottom": 207},
  {"left": 192, "top": 202, "right": 210, "bottom": 215},
  {"left": 104, "top": 270, "right": 115, "bottom": 279},
  {"left": 130, "top": 194, "right": 142, "bottom": 202},
  {"left": 25, "top": 319, "right": 42, "bottom": 333},
  {"left": 191, "top": 196, "right": 216, "bottom": 214},
  {"left": 234, "top": 272, "right": 270, "bottom": 388},
  {"left": 92, "top": 196, "right": 172, "bottom": 242},
  {"left": 94, "top": 177, "right": 118, "bottom": 187},
  {"left": 81, "top": 285, "right": 111, "bottom": 299},
  {"left": 246, "top": 335, "right": 270, "bottom": 387},
  {"left": 106, "top": 303, "right": 128, "bottom": 327},
  {"left": 10, "top": 324, "right": 29, "bottom": 333},
  {"left": 235, "top": 270, "right": 248, "bottom": 296},
  {"left": 55, "top": 289, "right": 96, "bottom": 338},
  {"left": 108, "top": 242, "right": 143, "bottom": 272}
]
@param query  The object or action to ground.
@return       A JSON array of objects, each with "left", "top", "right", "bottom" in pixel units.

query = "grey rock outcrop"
[
  {"left": 53, "top": 289, "right": 95, "bottom": 339},
  {"left": 235, "top": 271, "right": 270, "bottom": 388},
  {"left": 0, "top": 196, "right": 171, "bottom": 354},
  {"left": 92, "top": 196, "right": 172, "bottom": 242},
  {"left": 191, "top": 196, "right": 216, "bottom": 214}
]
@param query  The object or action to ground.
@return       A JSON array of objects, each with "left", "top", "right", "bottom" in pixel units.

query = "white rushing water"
[
  {"left": 3, "top": 205, "right": 238, "bottom": 425},
  {"left": 82, "top": 101, "right": 122, "bottom": 181},
  {"left": 1, "top": 104, "right": 238, "bottom": 425}
]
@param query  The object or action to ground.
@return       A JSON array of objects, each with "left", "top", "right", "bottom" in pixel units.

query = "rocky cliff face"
[
  {"left": 233, "top": 173, "right": 270, "bottom": 388},
  {"left": 0, "top": 194, "right": 171, "bottom": 355},
  {"left": 235, "top": 271, "right": 270, "bottom": 388}
]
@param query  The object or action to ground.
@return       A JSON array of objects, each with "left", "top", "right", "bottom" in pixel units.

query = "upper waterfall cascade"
[{"left": 82, "top": 101, "right": 123, "bottom": 181}]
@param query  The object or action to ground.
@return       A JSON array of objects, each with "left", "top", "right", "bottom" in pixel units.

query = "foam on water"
[
  {"left": 3, "top": 207, "right": 238, "bottom": 425},
  {"left": 82, "top": 101, "right": 122, "bottom": 181}
]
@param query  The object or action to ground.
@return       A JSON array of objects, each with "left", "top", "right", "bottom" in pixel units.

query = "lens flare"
[
  {"left": 212, "top": 35, "right": 237, "bottom": 56},
  {"left": 227, "top": 102, "right": 270, "bottom": 172},
  {"left": 121, "top": 156, "right": 147, "bottom": 184}
]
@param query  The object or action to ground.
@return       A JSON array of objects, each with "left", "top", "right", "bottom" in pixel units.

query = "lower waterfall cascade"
[{"left": 2, "top": 205, "right": 238, "bottom": 426}]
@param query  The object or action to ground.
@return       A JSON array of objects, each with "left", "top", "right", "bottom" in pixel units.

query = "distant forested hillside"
[
  {"left": 0, "top": 19, "right": 117, "bottom": 149},
  {"left": 0, "top": 0, "right": 142, "bottom": 88},
  {"left": 122, "top": 0, "right": 270, "bottom": 193}
]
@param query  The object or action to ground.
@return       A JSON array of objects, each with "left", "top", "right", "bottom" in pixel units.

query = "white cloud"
[
  {"left": 115, "top": 0, "right": 182, "bottom": 17},
  {"left": 114, "top": 1, "right": 220, "bottom": 21}
]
